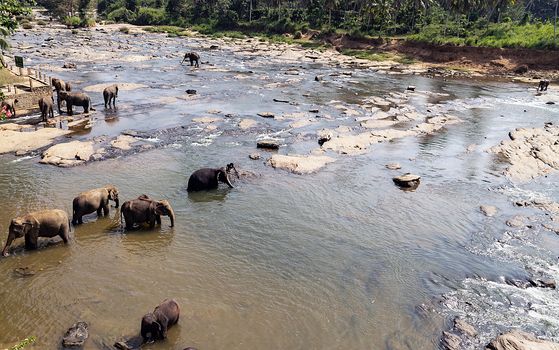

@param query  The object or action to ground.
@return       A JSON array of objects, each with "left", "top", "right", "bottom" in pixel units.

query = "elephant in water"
[
  {"left": 181, "top": 52, "right": 200, "bottom": 67},
  {"left": 2, "top": 209, "right": 70, "bottom": 256},
  {"left": 103, "top": 84, "right": 118, "bottom": 108},
  {"left": 72, "top": 185, "right": 120, "bottom": 225},
  {"left": 538, "top": 79, "right": 550, "bottom": 92},
  {"left": 141, "top": 299, "right": 180, "bottom": 344},
  {"left": 121, "top": 195, "right": 175, "bottom": 230},
  {"left": 187, "top": 163, "right": 239, "bottom": 192},
  {"left": 58, "top": 91, "right": 95, "bottom": 115},
  {"left": 38, "top": 96, "right": 55, "bottom": 122}
]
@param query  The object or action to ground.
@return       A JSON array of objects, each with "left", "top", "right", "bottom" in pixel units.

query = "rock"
[
  {"left": 0, "top": 125, "right": 70, "bottom": 155},
  {"left": 273, "top": 98, "right": 290, "bottom": 103},
  {"left": 454, "top": 318, "right": 477, "bottom": 338},
  {"left": 315, "top": 75, "right": 323, "bottom": 82},
  {"left": 466, "top": 144, "right": 477, "bottom": 153},
  {"left": 110, "top": 135, "right": 139, "bottom": 151},
  {"left": 546, "top": 101, "right": 555, "bottom": 105},
  {"left": 268, "top": 154, "right": 335, "bottom": 174},
  {"left": 441, "top": 331, "right": 461, "bottom": 350},
  {"left": 257, "top": 140, "right": 280, "bottom": 150},
  {"left": 486, "top": 330, "right": 559, "bottom": 350},
  {"left": 480, "top": 205, "right": 497, "bottom": 217},
  {"left": 406, "top": 85, "right": 416, "bottom": 91},
  {"left": 14, "top": 149, "right": 29, "bottom": 156},
  {"left": 317, "top": 130, "right": 332, "bottom": 146},
  {"left": 393, "top": 173, "right": 421, "bottom": 189},
  {"left": 13, "top": 267, "right": 35, "bottom": 277},
  {"left": 514, "top": 65, "right": 529, "bottom": 74},
  {"left": 249, "top": 152, "right": 261, "bottom": 160},
  {"left": 209, "top": 45, "right": 219, "bottom": 49},
  {"left": 506, "top": 216, "right": 525, "bottom": 227},
  {"left": 531, "top": 278, "right": 557, "bottom": 289},
  {"left": 62, "top": 62, "right": 76, "bottom": 69},
  {"left": 62, "top": 321, "right": 88, "bottom": 347},
  {"left": 309, "top": 109, "right": 319, "bottom": 113},
  {"left": 257, "top": 112, "right": 275, "bottom": 118},
  {"left": 185, "top": 89, "right": 197, "bottom": 95},
  {"left": 385, "top": 163, "right": 401, "bottom": 170},
  {"left": 238, "top": 119, "right": 257, "bottom": 129},
  {"left": 41, "top": 140, "right": 104, "bottom": 167}
]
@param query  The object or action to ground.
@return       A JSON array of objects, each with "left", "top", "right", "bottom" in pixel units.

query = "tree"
[
  {"left": 0, "top": 0, "right": 34, "bottom": 30},
  {"left": 78, "top": 0, "right": 91, "bottom": 20}
]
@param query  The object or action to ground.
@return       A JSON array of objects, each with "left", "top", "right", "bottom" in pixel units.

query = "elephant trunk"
[
  {"left": 168, "top": 208, "right": 175, "bottom": 228},
  {"left": 2, "top": 233, "right": 14, "bottom": 257},
  {"left": 114, "top": 198, "right": 120, "bottom": 208}
]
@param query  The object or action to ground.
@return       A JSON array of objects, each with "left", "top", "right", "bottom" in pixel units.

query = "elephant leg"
[
  {"left": 103, "top": 204, "right": 110, "bottom": 216},
  {"left": 97, "top": 207, "right": 103, "bottom": 217},
  {"left": 72, "top": 213, "right": 78, "bottom": 225},
  {"left": 156, "top": 215, "right": 161, "bottom": 225},
  {"left": 67, "top": 104, "right": 73, "bottom": 116},
  {"left": 25, "top": 234, "right": 38, "bottom": 250},
  {"left": 59, "top": 224, "right": 69, "bottom": 244},
  {"left": 124, "top": 215, "right": 134, "bottom": 230},
  {"left": 149, "top": 217, "right": 156, "bottom": 229}
]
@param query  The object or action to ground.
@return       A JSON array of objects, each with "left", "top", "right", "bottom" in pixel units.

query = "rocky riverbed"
[{"left": 0, "top": 19, "right": 559, "bottom": 350}]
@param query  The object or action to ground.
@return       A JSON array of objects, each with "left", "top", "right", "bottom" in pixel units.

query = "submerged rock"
[
  {"left": 249, "top": 152, "right": 261, "bottom": 160},
  {"left": 480, "top": 205, "right": 497, "bottom": 217},
  {"left": 62, "top": 321, "right": 88, "bottom": 347},
  {"left": 454, "top": 318, "right": 477, "bottom": 338},
  {"left": 441, "top": 331, "right": 461, "bottom": 350},
  {"left": 486, "top": 330, "right": 559, "bottom": 350},
  {"left": 185, "top": 89, "right": 197, "bottom": 95},
  {"left": 268, "top": 154, "right": 335, "bottom": 174},
  {"left": 257, "top": 112, "right": 275, "bottom": 119},
  {"left": 385, "top": 163, "right": 402, "bottom": 170}
]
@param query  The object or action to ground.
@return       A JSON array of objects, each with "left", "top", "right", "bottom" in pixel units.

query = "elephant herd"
[{"left": 2, "top": 163, "right": 238, "bottom": 257}]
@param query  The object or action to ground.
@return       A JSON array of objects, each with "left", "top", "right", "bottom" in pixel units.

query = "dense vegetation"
[{"left": 37, "top": 0, "right": 559, "bottom": 49}]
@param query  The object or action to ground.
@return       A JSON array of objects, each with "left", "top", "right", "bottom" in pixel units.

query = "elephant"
[
  {"left": 538, "top": 79, "right": 550, "bottom": 92},
  {"left": 1, "top": 98, "right": 18, "bottom": 117},
  {"left": 103, "top": 84, "right": 118, "bottom": 108},
  {"left": 2, "top": 209, "right": 70, "bottom": 257},
  {"left": 38, "top": 96, "right": 55, "bottom": 122},
  {"left": 187, "top": 163, "right": 239, "bottom": 192},
  {"left": 181, "top": 52, "right": 200, "bottom": 68},
  {"left": 52, "top": 78, "right": 72, "bottom": 92},
  {"left": 72, "top": 185, "right": 119, "bottom": 225},
  {"left": 121, "top": 195, "right": 175, "bottom": 230},
  {"left": 58, "top": 91, "right": 95, "bottom": 115},
  {"left": 140, "top": 299, "right": 180, "bottom": 344}
]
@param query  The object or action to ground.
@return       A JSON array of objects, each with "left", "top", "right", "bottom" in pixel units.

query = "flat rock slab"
[
  {"left": 0, "top": 124, "right": 70, "bottom": 155},
  {"left": 480, "top": 205, "right": 497, "bottom": 217},
  {"left": 268, "top": 154, "right": 335, "bottom": 174},
  {"left": 239, "top": 119, "right": 257, "bottom": 129},
  {"left": 257, "top": 140, "right": 280, "bottom": 150},
  {"left": 41, "top": 140, "right": 105, "bottom": 167},
  {"left": 83, "top": 83, "right": 147, "bottom": 92},
  {"left": 62, "top": 321, "right": 88, "bottom": 348},
  {"left": 393, "top": 173, "right": 421, "bottom": 188},
  {"left": 486, "top": 330, "right": 559, "bottom": 350},
  {"left": 385, "top": 163, "right": 402, "bottom": 170},
  {"left": 110, "top": 135, "right": 141, "bottom": 151}
]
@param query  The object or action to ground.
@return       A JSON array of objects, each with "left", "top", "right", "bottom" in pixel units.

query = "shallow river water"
[{"left": 1, "top": 26, "right": 559, "bottom": 349}]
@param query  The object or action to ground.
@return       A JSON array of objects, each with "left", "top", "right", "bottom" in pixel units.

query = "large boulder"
[
  {"left": 486, "top": 330, "right": 559, "bottom": 350},
  {"left": 62, "top": 321, "right": 88, "bottom": 348},
  {"left": 268, "top": 154, "right": 335, "bottom": 174}
]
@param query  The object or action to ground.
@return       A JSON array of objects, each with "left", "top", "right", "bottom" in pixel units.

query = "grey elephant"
[
  {"left": 58, "top": 91, "right": 95, "bottom": 115},
  {"left": 141, "top": 299, "right": 180, "bottom": 344},
  {"left": 538, "top": 79, "right": 550, "bottom": 92},
  {"left": 2, "top": 209, "right": 70, "bottom": 257},
  {"left": 103, "top": 84, "right": 118, "bottom": 108},
  {"left": 52, "top": 77, "right": 72, "bottom": 92},
  {"left": 38, "top": 96, "right": 55, "bottom": 122},
  {"left": 1, "top": 98, "right": 18, "bottom": 117},
  {"left": 187, "top": 163, "right": 239, "bottom": 192},
  {"left": 72, "top": 185, "right": 119, "bottom": 225},
  {"left": 121, "top": 195, "right": 175, "bottom": 230},
  {"left": 181, "top": 52, "right": 200, "bottom": 67}
]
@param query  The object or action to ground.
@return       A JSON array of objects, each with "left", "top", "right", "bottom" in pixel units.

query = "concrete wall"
[{"left": 12, "top": 86, "right": 53, "bottom": 112}]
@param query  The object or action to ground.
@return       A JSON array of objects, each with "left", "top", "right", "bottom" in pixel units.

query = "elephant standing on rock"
[
  {"left": 72, "top": 185, "right": 119, "bottom": 225},
  {"left": 103, "top": 84, "right": 118, "bottom": 108},
  {"left": 141, "top": 299, "right": 180, "bottom": 344},
  {"left": 38, "top": 96, "right": 55, "bottom": 122},
  {"left": 181, "top": 52, "right": 200, "bottom": 67},
  {"left": 187, "top": 163, "right": 239, "bottom": 192},
  {"left": 58, "top": 91, "right": 95, "bottom": 115},
  {"left": 2, "top": 209, "right": 70, "bottom": 257},
  {"left": 121, "top": 195, "right": 175, "bottom": 230}
]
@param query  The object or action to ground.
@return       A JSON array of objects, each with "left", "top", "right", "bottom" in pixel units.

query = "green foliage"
[
  {"left": 22, "top": 22, "right": 33, "bottom": 29},
  {"left": 0, "top": 0, "right": 34, "bottom": 31},
  {"left": 135, "top": 7, "right": 165, "bottom": 25},
  {"left": 9, "top": 336, "right": 36, "bottom": 350},
  {"left": 37, "top": 19, "right": 47, "bottom": 25},
  {"left": 108, "top": 8, "right": 137, "bottom": 23},
  {"left": 64, "top": 16, "right": 82, "bottom": 27},
  {"left": 119, "top": 26, "right": 130, "bottom": 33}
]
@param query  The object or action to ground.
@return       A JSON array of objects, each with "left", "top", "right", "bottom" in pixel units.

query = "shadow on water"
[{"left": 187, "top": 189, "right": 231, "bottom": 203}]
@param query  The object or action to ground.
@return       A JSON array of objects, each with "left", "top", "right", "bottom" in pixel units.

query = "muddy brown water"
[{"left": 1, "top": 26, "right": 559, "bottom": 349}]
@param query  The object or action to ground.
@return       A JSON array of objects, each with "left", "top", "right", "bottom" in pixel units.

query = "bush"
[
  {"left": 119, "top": 26, "right": 130, "bottom": 34},
  {"left": 135, "top": 7, "right": 165, "bottom": 25},
  {"left": 215, "top": 10, "right": 239, "bottom": 29},
  {"left": 107, "top": 8, "right": 137, "bottom": 23},
  {"left": 81, "top": 18, "right": 96, "bottom": 27},
  {"left": 37, "top": 20, "right": 46, "bottom": 26},
  {"left": 22, "top": 23, "right": 33, "bottom": 29},
  {"left": 293, "top": 30, "right": 302, "bottom": 39},
  {"left": 64, "top": 16, "right": 81, "bottom": 27}
]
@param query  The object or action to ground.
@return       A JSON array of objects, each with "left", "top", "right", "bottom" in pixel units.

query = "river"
[{"left": 0, "top": 23, "right": 558, "bottom": 349}]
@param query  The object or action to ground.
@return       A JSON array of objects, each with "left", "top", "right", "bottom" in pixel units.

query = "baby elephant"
[
  {"left": 538, "top": 79, "right": 550, "bottom": 92},
  {"left": 181, "top": 52, "right": 200, "bottom": 68},
  {"left": 103, "top": 84, "right": 118, "bottom": 108},
  {"left": 121, "top": 195, "right": 175, "bottom": 230},
  {"left": 2, "top": 209, "right": 70, "bottom": 257},
  {"left": 58, "top": 91, "right": 95, "bottom": 115},
  {"left": 1, "top": 98, "right": 18, "bottom": 117},
  {"left": 187, "top": 163, "right": 239, "bottom": 192},
  {"left": 72, "top": 185, "right": 119, "bottom": 225},
  {"left": 38, "top": 96, "right": 55, "bottom": 122},
  {"left": 141, "top": 299, "right": 180, "bottom": 343}
]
